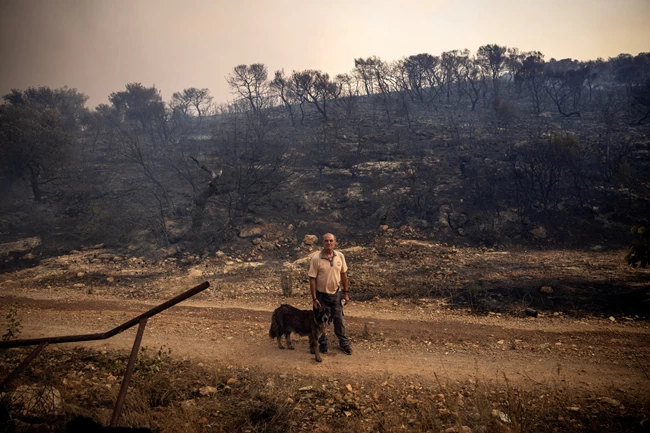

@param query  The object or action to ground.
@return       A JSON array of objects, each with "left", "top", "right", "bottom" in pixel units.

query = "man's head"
[{"left": 322, "top": 233, "right": 336, "bottom": 253}]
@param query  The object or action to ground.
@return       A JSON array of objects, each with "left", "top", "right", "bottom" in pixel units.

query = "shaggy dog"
[{"left": 269, "top": 304, "right": 332, "bottom": 362}]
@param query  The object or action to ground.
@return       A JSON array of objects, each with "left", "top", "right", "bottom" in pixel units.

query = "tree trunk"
[{"left": 27, "top": 163, "right": 41, "bottom": 202}]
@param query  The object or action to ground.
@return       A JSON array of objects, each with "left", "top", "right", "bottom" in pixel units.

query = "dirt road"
[{"left": 2, "top": 288, "right": 649, "bottom": 396}]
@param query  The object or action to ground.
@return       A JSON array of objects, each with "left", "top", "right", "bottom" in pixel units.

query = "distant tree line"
[{"left": 0, "top": 45, "right": 648, "bottom": 251}]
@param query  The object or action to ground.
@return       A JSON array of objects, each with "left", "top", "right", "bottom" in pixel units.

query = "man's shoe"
[{"left": 338, "top": 344, "right": 352, "bottom": 355}]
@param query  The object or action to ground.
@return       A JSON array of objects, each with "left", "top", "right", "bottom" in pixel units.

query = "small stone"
[
  {"left": 491, "top": 409, "right": 511, "bottom": 423},
  {"left": 525, "top": 308, "right": 538, "bottom": 317},
  {"left": 597, "top": 397, "right": 620, "bottom": 407},
  {"left": 530, "top": 226, "right": 547, "bottom": 239},
  {"left": 199, "top": 386, "right": 217, "bottom": 396},
  {"left": 106, "top": 277, "right": 114, "bottom": 283},
  {"left": 303, "top": 234, "right": 318, "bottom": 245}
]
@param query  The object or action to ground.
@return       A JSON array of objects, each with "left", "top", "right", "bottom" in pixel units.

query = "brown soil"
[
  {"left": 2, "top": 294, "right": 649, "bottom": 394},
  {"left": 2, "top": 251, "right": 649, "bottom": 393}
]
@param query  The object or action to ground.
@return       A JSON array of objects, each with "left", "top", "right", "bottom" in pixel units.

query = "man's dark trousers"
[{"left": 316, "top": 290, "right": 350, "bottom": 350}]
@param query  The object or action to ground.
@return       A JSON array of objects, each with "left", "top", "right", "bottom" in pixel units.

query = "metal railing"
[{"left": 0, "top": 281, "right": 211, "bottom": 427}]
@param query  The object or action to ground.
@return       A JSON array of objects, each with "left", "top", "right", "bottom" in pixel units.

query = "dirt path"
[{"left": 2, "top": 292, "right": 649, "bottom": 396}]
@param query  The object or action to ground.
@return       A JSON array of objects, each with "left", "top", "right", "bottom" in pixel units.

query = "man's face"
[{"left": 322, "top": 235, "right": 336, "bottom": 251}]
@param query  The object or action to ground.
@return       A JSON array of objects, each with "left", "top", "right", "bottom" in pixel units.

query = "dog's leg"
[
  {"left": 286, "top": 333, "right": 295, "bottom": 350},
  {"left": 310, "top": 335, "right": 322, "bottom": 362},
  {"left": 277, "top": 335, "right": 284, "bottom": 349}
]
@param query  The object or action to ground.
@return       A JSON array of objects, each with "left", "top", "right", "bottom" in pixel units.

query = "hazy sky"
[{"left": 1, "top": 0, "right": 649, "bottom": 108}]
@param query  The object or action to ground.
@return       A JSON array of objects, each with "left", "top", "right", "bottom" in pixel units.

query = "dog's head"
[{"left": 313, "top": 305, "right": 332, "bottom": 331}]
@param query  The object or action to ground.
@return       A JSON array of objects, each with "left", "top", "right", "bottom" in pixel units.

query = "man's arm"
[
  {"left": 341, "top": 272, "right": 350, "bottom": 304},
  {"left": 310, "top": 277, "right": 321, "bottom": 307}
]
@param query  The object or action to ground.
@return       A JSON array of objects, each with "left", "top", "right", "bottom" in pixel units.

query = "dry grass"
[{"left": 1, "top": 346, "right": 648, "bottom": 433}]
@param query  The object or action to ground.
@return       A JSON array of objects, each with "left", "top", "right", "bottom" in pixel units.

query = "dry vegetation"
[{"left": 1, "top": 344, "right": 649, "bottom": 433}]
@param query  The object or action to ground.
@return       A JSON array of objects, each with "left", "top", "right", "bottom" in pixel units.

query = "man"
[{"left": 309, "top": 233, "right": 352, "bottom": 355}]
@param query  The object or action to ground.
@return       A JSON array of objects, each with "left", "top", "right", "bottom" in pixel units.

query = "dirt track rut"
[{"left": 2, "top": 294, "right": 649, "bottom": 396}]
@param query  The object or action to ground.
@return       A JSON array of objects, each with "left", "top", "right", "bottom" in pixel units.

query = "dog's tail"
[{"left": 269, "top": 309, "right": 280, "bottom": 339}]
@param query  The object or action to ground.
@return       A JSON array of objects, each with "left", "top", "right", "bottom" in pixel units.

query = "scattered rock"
[
  {"left": 239, "top": 227, "right": 263, "bottom": 238},
  {"left": 405, "top": 395, "right": 418, "bottom": 404},
  {"left": 525, "top": 308, "right": 538, "bottom": 317},
  {"left": 0, "top": 280, "right": 19, "bottom": 289},
  {"left": 435, "top": 218, "right": 450, "bottom": 230},
  {"left": 189, "top": 268, "right": 203, "bottom": 278},
  {"left": 529, "top": 226, "right": 547, "bottom": 239},
  {"left": 199, "top": 386, "right": 217, "bottom": 396},
  {"left": 491, "top": 409, "right": 511, "bottom": 424},
  {"left": 597, "top": 397, "right": 620, "bottom": 407},
  {"left": 162, "top": 247, "right": 177, "bottom": 257},
  {"left": 449, "top": 212, "right": 468, "bottom": 228},
  {"left": 303, "top": 235, "right": 319, "bottom": 245},
  {"left": 0, "top": 237, "right": 41, "bottom": 258},
  {"left": 539, "top": 286, "right": 553, "bottom": 294}
]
